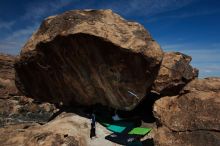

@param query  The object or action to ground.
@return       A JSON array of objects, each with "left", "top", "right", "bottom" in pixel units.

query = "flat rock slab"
[{"left": 15, "top": 9, "right": 163, "bottom": 110}]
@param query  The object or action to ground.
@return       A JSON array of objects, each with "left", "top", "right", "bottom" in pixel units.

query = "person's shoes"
[{"left": 90, "top": 137, "right": 96, "bottom": 140}]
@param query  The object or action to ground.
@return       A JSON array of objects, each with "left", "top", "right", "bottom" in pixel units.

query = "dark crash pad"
[{"left": 105, "top": 133, "right": 142, "bottom": 145}]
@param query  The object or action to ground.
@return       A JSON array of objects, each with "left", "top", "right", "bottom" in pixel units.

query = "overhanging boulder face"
[{"left": 15, "top": 9, "right": 163, "bottom": 110}]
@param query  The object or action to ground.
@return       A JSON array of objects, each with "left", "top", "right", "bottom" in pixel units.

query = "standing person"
[{"left": 90, "top": 113, "right": 96, "bottom": 139}]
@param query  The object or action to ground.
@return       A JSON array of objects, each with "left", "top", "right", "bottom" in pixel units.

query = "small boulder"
[{"left": 152, "top": 52, "right": 198, "bottom": 96}]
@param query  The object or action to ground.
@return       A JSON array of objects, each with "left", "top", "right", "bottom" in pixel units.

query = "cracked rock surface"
[
  {"left": 152, "top": 52, "right": 198, "bottom": 96},
  {"left": 153, "top": 78, "right": 220, "bottom": 146}
]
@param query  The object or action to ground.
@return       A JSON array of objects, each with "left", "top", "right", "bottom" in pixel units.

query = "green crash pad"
[
  {"left": 101, "top": 122, "right": 110, "bottom": 127},
  {"left": 106, "top": 121, "right": 134, "bottom": 133},
  {"left": 128, "top": 127, "right": 152, "bottom": 135},
  {"left": 107, "top": 125, "right": 126, "bottom": 133},
  {"left": 102, "top": 121, "right": 135, "bottom": 133}
]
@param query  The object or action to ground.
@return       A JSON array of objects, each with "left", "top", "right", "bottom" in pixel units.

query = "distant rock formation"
[
  {"left": 15, "top": 9, "right": 164, "bottom": 110},
  {"left": 0, "top": 54, "right": 19, "bottom": 98},
  {"left": 153, "top": 78, "right": 220, "bottom": 146},
  {"left": 0, "top": 54, "right": 56, "bottom": 127}
]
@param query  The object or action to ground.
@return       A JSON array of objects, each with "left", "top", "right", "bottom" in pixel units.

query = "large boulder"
[
  {"left": 153, "top": 78, "right": 220, "bottom": 146},
  {"left": 152, "top": 52, "right": 198, "bottom": 96},
  {"left": 15, "top": 9, "right": 163, "bottom": 110}
]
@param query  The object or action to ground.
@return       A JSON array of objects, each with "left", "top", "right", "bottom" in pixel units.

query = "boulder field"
[
  {"left": 0, "top": 9, "right": 219, "bottom": 146},
  {"left": 14, "top": 9, "right": 197, "bottom": 110}
]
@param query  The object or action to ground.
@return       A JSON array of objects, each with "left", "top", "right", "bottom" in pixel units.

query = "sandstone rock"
[
  {"left": 154, "top": 126, "right": 220, "bottom": 146},
  {"left": 0, "top": 123, "right": 80, "bottom": 146},
  {"left": 182, "top": 77, "right": 220, "bottom": 93},
  {"left": 153, "top": 78, "right": 220, "bottom": 146},
  {"left": 152, "top": 52, "right": 198, "bottom": 96},
  {"left": 0, "top": 112, "right": 119, "bottom": 146},
  {"left": 0, "top": 54, "right": 15, "bottom": 80},
  {"left": 0, "top": 54, "right": 58, "bottom": 126},
  {"left": 0, "top": 54, "right": 19, "bottom": 98},
  {"left": 15, "top": 9, "right": 163, "bottom": 110}
]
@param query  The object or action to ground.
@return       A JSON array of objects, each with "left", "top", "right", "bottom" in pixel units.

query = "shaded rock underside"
[{"left": 16, "top": 33, "right": 159, "bottom": 110}]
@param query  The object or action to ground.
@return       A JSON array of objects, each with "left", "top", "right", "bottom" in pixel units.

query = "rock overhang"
[{"left": 15, "top": 9, "right": 164, "bottom": 110}]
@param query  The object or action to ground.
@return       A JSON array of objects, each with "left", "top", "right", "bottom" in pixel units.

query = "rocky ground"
[
  {"left": 1, "top": 9, "right": 220, "bottom": 146},
  {"left": 0, "top": 112, "right": 120, "bottom": 146}
]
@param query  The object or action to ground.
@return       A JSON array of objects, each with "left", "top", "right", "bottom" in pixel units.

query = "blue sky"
[{"left": 0, "top": 0, "right": 219, "bottom": 77}]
